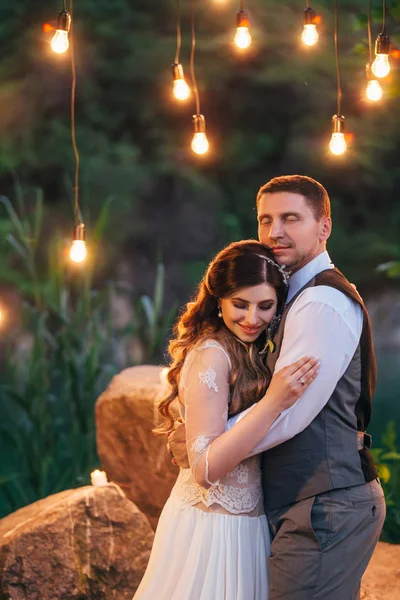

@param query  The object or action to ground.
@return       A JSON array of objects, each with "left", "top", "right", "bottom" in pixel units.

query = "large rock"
[
  {"left": 361, "top": 541, "right": 400, "bottom": 600},
  {"left": 95, "top": 365, "right": 179, "bottom": 530},
  {"left": 0, "top": 484, "right": 153, "bottom": 599}
]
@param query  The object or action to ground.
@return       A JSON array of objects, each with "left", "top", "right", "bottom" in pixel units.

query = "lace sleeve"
[{"left": 181, "top": 343, "right": 231, "bottom": 488}]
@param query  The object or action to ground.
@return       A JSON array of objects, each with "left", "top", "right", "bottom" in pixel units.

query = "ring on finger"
[{"left": 299, "top": 376, "right": 306, "bottom": 386}]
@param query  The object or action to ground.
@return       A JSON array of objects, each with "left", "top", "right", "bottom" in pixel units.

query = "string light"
[
  {"left": 190, "top": 0, "right": 209, "bottom": 155},
  {"left": 365, "top": 3, "right": 383, "bottom": 103},
  {"left": 191, "top": 115, "right": 209, "bottom": 154},
  {"left": 329, "top": 0, "right": 347, "bottom": 156},
  {"left": 51, "top": 6, "right": 71, "bottom": 54},
  {"left": 67, "top": 0, "right": 87, "bottom": 263},
  {"left": 329, "top": 115, "right": 347, "bottom": 155},
  {"left": 372, "top": 1, "right": 391, "bottom": 78},
  {"left": 372, "top": 34, "right": 391, "bottom": 77},
  {"left": 172, "top": 64, "right": 190, "bottom": 101},
  {"left": 302, "top": 4, "right": 319, "bottom": 47},
  {"left": 235, "top": 3, "right": 251, "bottom": 49},
  {"left": 171, "top": 0, "right": 190, "bottom": 101},
  {"left": 70, "top": 223, "right": 88, "bottom": 263}
]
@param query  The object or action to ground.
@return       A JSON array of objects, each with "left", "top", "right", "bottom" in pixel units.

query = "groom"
[{"left": 169, "top": 175, "right": 385, "bottom": 599}]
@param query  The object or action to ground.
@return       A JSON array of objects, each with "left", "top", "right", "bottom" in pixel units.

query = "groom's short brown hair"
[{"left": 256, "top": 175, "right": 331, "bottom": 221}]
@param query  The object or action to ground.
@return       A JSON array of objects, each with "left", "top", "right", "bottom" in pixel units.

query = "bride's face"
[{"left": 219, "top": 283, "right": 277, "bottom": 343}]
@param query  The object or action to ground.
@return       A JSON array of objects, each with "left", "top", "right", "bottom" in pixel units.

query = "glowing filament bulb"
[
  {"left": 235, "top": 10, "right": 251, "bottom": 49},
  {"left": 51, "top": 10, "right": 71, "bottom": 54},
  {"left": 173, "top": 78, "right": 190, "bottom": 100},
  {"left": 235, "top": 27, "right": 252, "bottom": 49},
  {"left": 366, "top": 79, "right": 383, "bottom": 102},
  {"left": 329, "top": 133, "right": 347, "bottom": 155},
  {"left": 191, "top": 114, "right": 209, "bottom": 155},
  {"left": 371, "top": 54, "right": 390, "bottom": 78},
  {"left": 70, "top": 240, "right": 87, "bottom": 263},
  {"left": 51, "top": 29, "right": 69, "bottom": 53},
  {"left": 301, "top": 24, "right": 319, "bottom": 46},
  {"left": 171, "top": 64, "right": 190, "bottom": 100},
  {"left": 191, "top": 133, "right": 209, "bottom": 155},
  {"left": 371, "top": 33, "right": 391, "bottom": 78},
  {"left": 70, "top": 223, "right": 87, "bottom": 263},
  {"left": 329, "top": 114, "right": 347, "bottom": 155}
]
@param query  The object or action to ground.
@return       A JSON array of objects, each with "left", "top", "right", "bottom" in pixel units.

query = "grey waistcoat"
[{"left": 262, "top": 268, "right": 378, "bottom": 511}]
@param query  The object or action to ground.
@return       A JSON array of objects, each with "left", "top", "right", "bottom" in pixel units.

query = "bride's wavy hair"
[{"left": 154, "top": 240, "right": 287, "bottom": 434}]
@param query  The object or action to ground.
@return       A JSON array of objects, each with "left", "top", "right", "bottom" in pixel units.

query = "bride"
[{"left": 133, "top": 240, "right": 319, "bottom": 600}]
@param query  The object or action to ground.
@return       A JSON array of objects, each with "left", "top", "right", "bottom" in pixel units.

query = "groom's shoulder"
[{"left": 292, "top": 285, "right": 360, "bottom": 317}]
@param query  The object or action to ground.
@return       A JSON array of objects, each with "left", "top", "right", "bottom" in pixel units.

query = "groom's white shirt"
[{"left": 226, "top": 250, "right": 364, "bottom": 455}]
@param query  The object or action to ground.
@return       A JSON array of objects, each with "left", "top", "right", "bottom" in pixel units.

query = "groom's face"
[{"left": 257, "top": 192, "right": 331, "bottom": 272}]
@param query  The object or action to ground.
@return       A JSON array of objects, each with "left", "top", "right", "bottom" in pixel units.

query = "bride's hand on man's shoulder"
[{"left": 264, "top": 356, "right": 320, "bottom": 411}]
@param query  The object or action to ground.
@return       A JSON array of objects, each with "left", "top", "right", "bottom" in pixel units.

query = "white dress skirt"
[{"left": 134, "top": 493, "right": 270, "bottom": 600}]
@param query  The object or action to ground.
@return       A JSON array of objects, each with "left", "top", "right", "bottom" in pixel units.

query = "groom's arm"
[{"left": 226, "top": 286, "right": 363, "bottom": 456}]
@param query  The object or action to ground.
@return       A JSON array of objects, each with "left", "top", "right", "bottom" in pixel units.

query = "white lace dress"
[{"left": 133, "top": 340, "right": 270, "bottom": 600}]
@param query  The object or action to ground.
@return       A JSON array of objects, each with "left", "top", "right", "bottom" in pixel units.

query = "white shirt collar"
[{"left": 286, "top": 250, "right": 334, "bottom": 302}]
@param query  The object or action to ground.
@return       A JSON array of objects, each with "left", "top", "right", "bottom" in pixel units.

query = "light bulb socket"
[
  {"left": 73, "top": 222, "right": 85, "bottom": 241},
  {"left": 193, "top": 114, "right": 206, "bottom": 134},
  {"left": 56, "top": 10, "right": 71, "bottom": 33},
  {"left": 304, "top": 7, "right": 316, "bottom": 25},
  {"left": 331, "top": 114, "right": 345, "bottom": 134},
  {"left": 375, "top": 32, "right": 390, "bottom": 56},
  {"left": 236, "top": 10, "right": 249, "bottom": 28},
  {"left": 171, "top": 63, "right": 185, "bottom": 81}
]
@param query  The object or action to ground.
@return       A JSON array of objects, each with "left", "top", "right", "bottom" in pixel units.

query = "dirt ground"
[{"left": 361, "top": 542, "right": 400, "bottom": 599}]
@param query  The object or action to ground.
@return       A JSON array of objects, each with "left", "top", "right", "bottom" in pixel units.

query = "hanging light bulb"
[
  {"left": 69, "top": 223, "right": 87, "bottom": 263},
  {"left": 191, "top": 114, "right": 209, "bottom": 155},
  {"left": 366, "top": 79, "right": 383, "bottom": 101},
  {"left": 329, "top": 115, "right": 347, "bottom": 155},
  {"left": 51, "top": 10, "right": 71, "bottom": 54},
  {"left": 302, "top": 7, "right": 319, "bottom": 46},
  {"left": 371, "top": 33, "right": 391, "bottom": 78},
  {"left": 235, "top": 10, "right": 252, "bottom": 49},
  {"left": 365, "top": 64, "right": 383, "bottom": 102},
  {"left": 171, "top": 63, "right": 190, "bottom": 100}
]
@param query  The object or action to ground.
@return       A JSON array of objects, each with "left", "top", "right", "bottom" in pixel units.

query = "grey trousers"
[{"left": 267, "top": 479, "right": 386, "bottom": 600}]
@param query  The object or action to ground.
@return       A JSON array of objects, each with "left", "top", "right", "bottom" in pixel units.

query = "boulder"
[
  {"left": 0, "top": 484, "right": 153, "bottom": 599},
  {"left": 95, "top": 365, "right": 179, "bottom": 530}
]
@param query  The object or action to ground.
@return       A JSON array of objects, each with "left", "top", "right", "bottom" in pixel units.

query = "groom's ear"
[{"left": 319, "top": 217, "right": 332, "bottom": 242}]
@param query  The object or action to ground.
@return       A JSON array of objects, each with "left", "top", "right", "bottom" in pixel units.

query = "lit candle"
[{"left": 90, "top": 469, "right": 108, "bottom": 487}]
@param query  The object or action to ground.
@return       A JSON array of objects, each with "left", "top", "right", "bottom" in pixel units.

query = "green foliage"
[
  {"left": 0, "top": 190, "right": 119, "bottom": 517},
  {"left": 371, "top": 421, "right": 400, "bottom": 543},
  {"left": 0, "top": 298, "right": 117, "bottom": 516},
  {"left": 0, "top": 189, "right": 175, "bottom": 517},
  {"left": 0, "top": 0, "right": 399, "bottom": 292},
  {"left": 137, "top": 262, "right": 178, "bottom": 363},
  {"left": 377, "top": 260, "right": 400, "bottom": 279}
]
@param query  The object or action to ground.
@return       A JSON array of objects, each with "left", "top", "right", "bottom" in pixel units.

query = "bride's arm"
[{"left": 184, "top": 345, "right": 318, "bottom": 488}]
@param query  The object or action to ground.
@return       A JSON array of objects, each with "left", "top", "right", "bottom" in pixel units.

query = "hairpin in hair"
[{"left": 254, "top": 254, "right": 290, "bottom": 286}]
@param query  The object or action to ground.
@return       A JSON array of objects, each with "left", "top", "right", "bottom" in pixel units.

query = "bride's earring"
[{"left": 218, "top": 307, "right": 223, "bottom": 318}]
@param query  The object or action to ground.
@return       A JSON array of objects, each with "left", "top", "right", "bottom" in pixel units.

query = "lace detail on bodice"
[
  {"left": 171, "top": 456, "right": 263, "bottom": 515},
  {"left": 227, "top": 463, "right": 249, "bottom": 484}
]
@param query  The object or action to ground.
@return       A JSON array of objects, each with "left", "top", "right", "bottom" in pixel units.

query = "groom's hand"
[{"left": 167, "top": 419, "right": 189, "bottom": 468}]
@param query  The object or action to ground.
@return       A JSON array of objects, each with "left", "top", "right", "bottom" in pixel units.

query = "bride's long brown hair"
[{"left": 155, "top": 240, "right": 287, "bottom": 434}]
